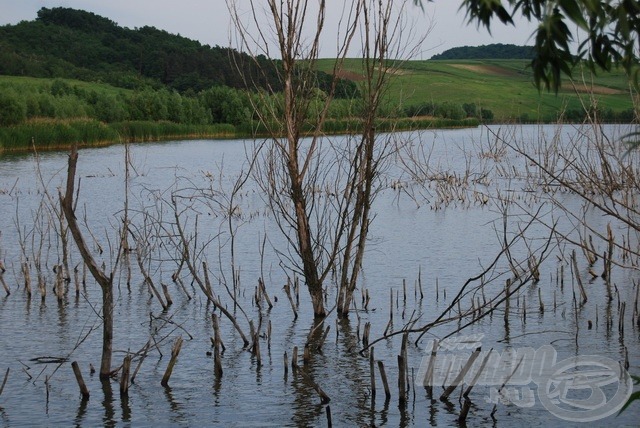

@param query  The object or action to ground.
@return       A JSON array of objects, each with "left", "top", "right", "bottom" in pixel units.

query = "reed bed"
[{"left": 0, "top": 119, "right": 238, "bottom": 152}]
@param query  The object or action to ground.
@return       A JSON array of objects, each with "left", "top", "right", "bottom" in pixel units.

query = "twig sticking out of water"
[
  {"left": 258, "top": 278, "right": 273, "bottom": 309},
  {"left": 131, "top": 340, "right": 150, "bottom": 384},
  {"left": 571, "top": 250, "right": 588, "bottom": 305},
  {"left": 283, "top": 278, "right": 298, "bottom": 320}
]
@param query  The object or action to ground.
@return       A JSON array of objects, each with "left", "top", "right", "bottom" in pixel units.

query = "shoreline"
[{"left": 0, "top": 117, "right": 482, "bottom": 155}]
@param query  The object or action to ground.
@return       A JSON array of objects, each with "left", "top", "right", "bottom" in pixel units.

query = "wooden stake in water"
[
  {"left": 369, "top": 347, "right": 376, "bottom": 399},
  {"left": 211, "top": 313, "right": 224, "bottom": 378},
  {"left": 284, "top": 351, "right": 289, "bottom": 377},
  {"left": 440, "top": 347, "right": 481, "bottom": 401},
  {"left": 504, "top": 279, "right": 511, "bottom": 322},
  {"left": 402, "top": 279, "right": 407, "bottom": 304},
  {"left": 161, "top": 336, "right": 183, "bottom": 387},
  {"left": 397, "top": 354, "right": 407, "bottom": 405},
  {"left": 389, "top": 288, "right": 393, "bottom": 321},
  {"left": 291, "top": 346, "right": 299, "bottom": 371},
  {"left": 362, "top": 322, "right": 371, "bottom": 348},
  {"left": 538, "top": 287, "right": 544, "bottom": 314},
  {"left": 619, "top": 301, "right": 626, "bottom": 339},
  {"left": 401, "top": 332, "right": 409, "bottom": 394},
  {"left": 377, "top": 360, "right": 391, "bottom": 400},
  {"left": 73, "top": 264, "right": 79, "bottom": 298},
  {"left": 259, "top": 277, "right": 273, "bottom": 309},
  {"left": 120, "top": 355, "right": 131, "bottom": 397},
  {"left": 571, "top": 250, "right": 587, "bottom": 304},
  {"left": 423, "top": 339, "right": 438, "bottom": 398},
  {"left": 459, "top": 398, "right": 471, "bottom": 423},
  {"left": 161, "top": 282, "right": 173, "bottom": 306},
  {"left": 603, "top": 224, "right": 614, "bottom": 301},
  {"left": 71, "top": 362, "right": 89, "bottom": 400},
  {"left": 23, "top": 262, "right": 31, "bottom": 298}
]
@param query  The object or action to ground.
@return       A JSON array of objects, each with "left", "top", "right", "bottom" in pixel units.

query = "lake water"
[{"left": 0, "top": 124, "right": 638, "bottom": 426}]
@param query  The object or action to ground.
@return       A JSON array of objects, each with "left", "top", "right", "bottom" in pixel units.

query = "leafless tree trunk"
[
  {"left": 229, "top": 0, "right": 424, "bottom": 318},
  {"left": 228, "top": 0, "right": 357, "bottom": 317},
  {"left": 336, "top": 0, "right": 420, "bottom": 317},
  {"left": 59, "top": 146, "right": 119, "bottom": 380}
]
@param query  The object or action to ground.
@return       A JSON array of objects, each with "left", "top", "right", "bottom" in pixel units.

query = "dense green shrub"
[
  {"left": 0, "top": 92, "right": 26, "bottom": 126},
  {"left": 435, "top": 102, "right": 466, "bottom": 120}
]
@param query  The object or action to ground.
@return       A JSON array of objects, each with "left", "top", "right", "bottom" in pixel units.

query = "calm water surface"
[{"left": 0, "top": 125, "right": 638, "bottom": 426}]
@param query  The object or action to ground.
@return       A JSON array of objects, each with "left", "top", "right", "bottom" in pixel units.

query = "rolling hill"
[{"left": 317, "top": 58, "right": 635, "bottom": 122}]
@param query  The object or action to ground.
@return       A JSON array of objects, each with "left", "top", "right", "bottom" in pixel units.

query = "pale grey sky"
[{"left": 0, "top": 0, "right": 541, "bottom": 58}]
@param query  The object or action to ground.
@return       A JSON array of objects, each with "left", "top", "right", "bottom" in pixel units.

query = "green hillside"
[
  {"left": 317, "top": 58, "right": 635, "bottom": 122},
  {"left": 0, "top": 7, "right": 279, "bottom": 93},
  {"left": 0, "top": 8, "right": 636, "bottom": 152}
]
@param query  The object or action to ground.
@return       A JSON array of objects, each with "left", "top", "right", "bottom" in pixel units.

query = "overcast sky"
[{"left": 0, "top": 0, "right": 541, "bottom": 58}]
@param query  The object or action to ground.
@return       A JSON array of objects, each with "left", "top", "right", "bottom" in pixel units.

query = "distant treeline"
[
  {"left": 431, "top": 44, "right": 534, "bottom": 60},
  {"left": 0, "top": 7, "right": 357, "bottom": 97},
  {"left": 0, "top": 76, "right": 491, "bottom": 126},
  {"left": 0, "top": 76, "right": 487, "bottom": 150}
]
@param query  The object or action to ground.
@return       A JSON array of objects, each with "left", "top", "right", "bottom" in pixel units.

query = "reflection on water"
[{"left": 0, "top": 125, "right": 638, "bottom": 426}]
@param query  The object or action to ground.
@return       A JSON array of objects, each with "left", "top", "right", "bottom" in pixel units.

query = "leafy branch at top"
[{"left": 417, "top": 0, "right": 640, "bottom": 93}]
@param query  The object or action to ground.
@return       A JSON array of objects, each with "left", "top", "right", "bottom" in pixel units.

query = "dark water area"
[{"left": 0, "top": 125, "right": 638, "bottom": 426}]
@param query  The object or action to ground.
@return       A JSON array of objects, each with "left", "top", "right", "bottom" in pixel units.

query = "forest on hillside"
[
  {"left": 0, "top": 7, "right": 491, "bottom": 150},
  {"left": 0, "top": 7, "right": 357, "bottom": 97},
  {"left": 430, "top": 44, "right": 534, "bottom": 60}
]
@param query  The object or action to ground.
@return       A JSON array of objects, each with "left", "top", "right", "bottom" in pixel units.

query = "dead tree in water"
[
  {"left": 336, "top": 0, "right": 424, "bottom": 317},
  {"left": 59, "top": 146, "right": 121, "bottom": 380},
  {"left": 228, "top": 0, "right": 425, "bottom": 318}
]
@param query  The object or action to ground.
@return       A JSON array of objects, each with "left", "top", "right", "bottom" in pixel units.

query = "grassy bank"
[
  {"left": 0, "top": 119, "right": 237, "bottom": 153},
  {"left": 0, "top": 116, "right": 479, "bottom": 153}
]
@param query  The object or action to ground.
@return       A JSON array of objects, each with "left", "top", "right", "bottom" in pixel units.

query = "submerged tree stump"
[
  {"left": 161, "top": 336, "right": 183, "bottom": 387},
  {"left": 71, "top": 362, "right": 89, "bottom": 400},
  {"left": 120, "top": 355, "right": 131, "bottom": 396}
]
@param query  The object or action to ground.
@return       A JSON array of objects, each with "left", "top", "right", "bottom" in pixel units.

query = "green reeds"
[
  {"left": 0, "top": 118, "right": 118, "bottom": 151},
  {"left": 0, "top": 119, "right": 237, "bottom": 152},
  {"left": 111, "top": 121, "right": 236, "bottom": 142}
]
